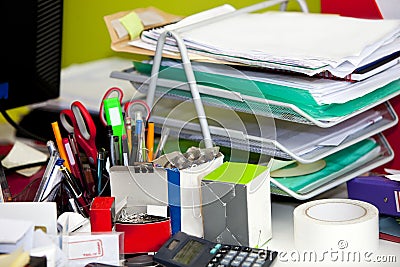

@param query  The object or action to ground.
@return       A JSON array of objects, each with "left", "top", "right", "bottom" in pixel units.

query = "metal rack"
[{"left": 111, "top": 0, "right": 398, "bottom": 199}]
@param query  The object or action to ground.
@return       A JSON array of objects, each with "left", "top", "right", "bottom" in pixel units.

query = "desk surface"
[
  {"left": 269, "top": 184, "right": 400, "bottom": 267},
  {"left": 1, "top": 58, "right": 399, "bottom": 267}
]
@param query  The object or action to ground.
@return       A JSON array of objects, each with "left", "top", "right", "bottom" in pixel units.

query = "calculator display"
[
  {"left": 172, "top": 240, "right": 204, "bottom": 265},
  {"left": 154, "top": 231, "right": 277, "bottom": 267}
]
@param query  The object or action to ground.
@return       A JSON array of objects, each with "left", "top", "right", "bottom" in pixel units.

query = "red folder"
[{"left": 321, "top": 0, "right": 383, "bottom": 19}]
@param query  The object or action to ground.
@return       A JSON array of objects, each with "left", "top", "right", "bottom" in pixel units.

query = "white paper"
[
  {"left": 1, "top": 141, "right": 48, "bottom": 176},
  {"left": 63, "top": 233, "right": 121, "bottom": 267},
  {"left": 0, "top": 218, "right": 34, "bottom": 253},
  {"left": 45, "top": 57, "right": 140, "bottom": 113},
  {"left": 139, "top": 10, "right": 400, "bottom": 77},
  {"left": 0, "top": 202, "right": 58, "bottom": 235}
]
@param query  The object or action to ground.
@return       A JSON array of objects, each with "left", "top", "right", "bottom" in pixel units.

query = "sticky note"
[{"left": 119, "top": 12, "right": 144, "bottom": 40}]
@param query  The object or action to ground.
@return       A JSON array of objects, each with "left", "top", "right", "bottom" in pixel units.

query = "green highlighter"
[{"left": 103, "top": 97, "right": 126, "bottom": 139}]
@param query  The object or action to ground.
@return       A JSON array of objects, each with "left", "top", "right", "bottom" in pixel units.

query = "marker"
[
  {"left": 63, "top": 137, "right": 80, "bottom": 180},
  {"left": 51, "top": 121, "right": 71, "bottom": 171},
  {"left": 146, "top": 122, "right": 155, "bottom": 161}
]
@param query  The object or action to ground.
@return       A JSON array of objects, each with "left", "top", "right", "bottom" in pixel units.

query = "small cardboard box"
[{"left": 201, "top": 162, "right": 271, "bottom": 247}]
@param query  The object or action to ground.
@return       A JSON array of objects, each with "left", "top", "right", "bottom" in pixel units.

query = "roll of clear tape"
[{"left": 294, "top": 199, "right": 379, "bottom": 252}]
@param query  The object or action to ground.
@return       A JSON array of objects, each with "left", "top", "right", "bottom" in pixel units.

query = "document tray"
[
  {"left": 110, "top": 67, "right": 400, "bottom": 128},
  {"left": 148, "top": 97, "right": 397, "bottom": 164}
]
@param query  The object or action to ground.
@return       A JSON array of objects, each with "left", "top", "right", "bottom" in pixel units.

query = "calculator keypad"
[{"left": 208, "top": 244, "right": 276, "bottom": 267}]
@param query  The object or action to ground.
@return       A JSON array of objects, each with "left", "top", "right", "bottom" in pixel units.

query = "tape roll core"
[{"left": 306, "top": 202, "right": 367, "bottom": 222}]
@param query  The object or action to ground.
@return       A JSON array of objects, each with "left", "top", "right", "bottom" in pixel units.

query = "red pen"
[{"left": 62, "top": 138, "right": 81, "bottom": 180}]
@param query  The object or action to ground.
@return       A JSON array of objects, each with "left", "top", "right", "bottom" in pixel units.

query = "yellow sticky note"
[{"left": 119, "top": 12, "right": 144, "bottom": 40}]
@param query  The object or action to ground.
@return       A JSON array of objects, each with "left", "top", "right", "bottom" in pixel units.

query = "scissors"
[
  {"left": 124, "top": 99, "right": 151, "bottom": 122},
  {"left": 60, "top": 101, "right": 98, "bottom": 166},
  {"left": 99, "top": 87, "right": 124, "bottom": 126}
]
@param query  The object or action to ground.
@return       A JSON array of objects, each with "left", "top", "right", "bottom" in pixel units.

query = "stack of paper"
[
  {"left": 134, "top": 59, "right": 400, "bottom": 106},
  {"left": 131, "top": 60, "right": 400, "bottom": 122},
  {"left": 138, "top": 8, "right": 400, "bottom": 78}
]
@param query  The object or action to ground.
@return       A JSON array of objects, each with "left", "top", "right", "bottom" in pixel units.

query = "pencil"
[
  {"left": 146, "top": 122, "right": 154, "bottom": 161},
  {"left": 51, "top": 121, "right": 71, "bottom": 171}
]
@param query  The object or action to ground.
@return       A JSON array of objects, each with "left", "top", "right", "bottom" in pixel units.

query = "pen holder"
[
  {"left": 109, "top": 165, "right": 171, "bottom": 253},
  {"left": 153, "top": 149, "right": 224, "bottom": 237}
]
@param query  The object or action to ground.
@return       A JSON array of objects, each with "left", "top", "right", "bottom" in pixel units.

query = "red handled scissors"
[
  {"left": 124, "top": 99, "right": 150, "bottom": 121},
  {"left": 99, "top": 87, "right": 124, "bottom": 126},
  {"left": 60, "top": 101, "right": 98, "bottom": 166}
]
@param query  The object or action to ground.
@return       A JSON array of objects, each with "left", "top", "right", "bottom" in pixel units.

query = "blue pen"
[{"left": 136, "top": 119, "right": 143, "bottom": 162}]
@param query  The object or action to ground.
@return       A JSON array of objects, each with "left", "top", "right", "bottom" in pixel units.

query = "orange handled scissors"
[
  {"left": 99, "top": 87, "right": 124, "bottom": 126},
  {"left": 60, "top": 101, "right": 98, "bottom": 166}
]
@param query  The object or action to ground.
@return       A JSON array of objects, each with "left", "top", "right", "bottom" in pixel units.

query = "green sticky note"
[
  {"left": 119, "top": 12, "right": 144, "bottom": 40},
  {"left": 204, "top": 162, "right": 268, "bottom": 185}
]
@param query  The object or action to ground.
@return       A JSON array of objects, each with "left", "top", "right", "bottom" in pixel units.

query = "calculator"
[{"left": 154, "top": 231, "right": 278, "bottom": 267}]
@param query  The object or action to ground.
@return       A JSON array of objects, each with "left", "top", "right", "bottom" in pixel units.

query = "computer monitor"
[{"left": 0, "top": 0, "right": 63, "bottom": 111}]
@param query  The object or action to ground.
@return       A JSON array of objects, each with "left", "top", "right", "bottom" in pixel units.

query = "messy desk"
[{"left": 1, "top": 0, "right": 400, "bottom": 266}]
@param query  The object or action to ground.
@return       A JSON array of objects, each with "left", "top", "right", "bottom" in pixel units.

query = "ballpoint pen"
[
  {"left": 136, "top": 119, "right": 143, "bottom": 162},
  {"left": 154, "top": 127, "right": 170, "bottom": 160},
  {"left": 33, "top": 150, "right": 59, "bottom": 202},
  {"left": 122, "top": 135, "right": 129, "bottom": 166},
  {"left": 67, "top": 132, "right": 89, "bottom": 192},
  {"left": 61, "top": 166, "right": 89, "bottom": 218},
  {"left": 106, "top": 126, "right": 115, "bottom": 167},
  {"left": 125, "top": 116, "right": 132, "bottom": 152},
  {"left": 97, "top": 150, "right": 105, "bottom": 196}
]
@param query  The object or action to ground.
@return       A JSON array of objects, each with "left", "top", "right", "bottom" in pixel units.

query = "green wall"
[{"left": 62, "top": 0, "right": 320, "bottom": 68}]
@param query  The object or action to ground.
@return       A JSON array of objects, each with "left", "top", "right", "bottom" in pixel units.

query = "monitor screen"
[{"left": 0, "top": 0, "right": 63, "bottom": 111}]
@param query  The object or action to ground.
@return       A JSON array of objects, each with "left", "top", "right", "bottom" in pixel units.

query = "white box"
[{"left": 202, "top": 162, "right": 272, "bottom": 247}]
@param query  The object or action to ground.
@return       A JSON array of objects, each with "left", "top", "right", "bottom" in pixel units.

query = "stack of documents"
[
  {"left": 132, "top": 60, "right": 400, "bottom": 121},
  {"left": 149, "top": 97, "right": 397, "bottom": 163},
  {"left": 270, "top": 137, "right": 383, "bottom": 197},
  {"left": 137, "top": 6, "right": 400, "bottom": 78}
]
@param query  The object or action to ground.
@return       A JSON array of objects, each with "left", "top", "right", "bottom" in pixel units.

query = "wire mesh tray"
[
  {"left": 111, "top": 68, "right": 400, "bottom": 128},
  {"left": 270, "top": 133, "right": 394, "bottom": 200},
  {"left": 147, "top": 95, "right": 397, "bottom": 163}
]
